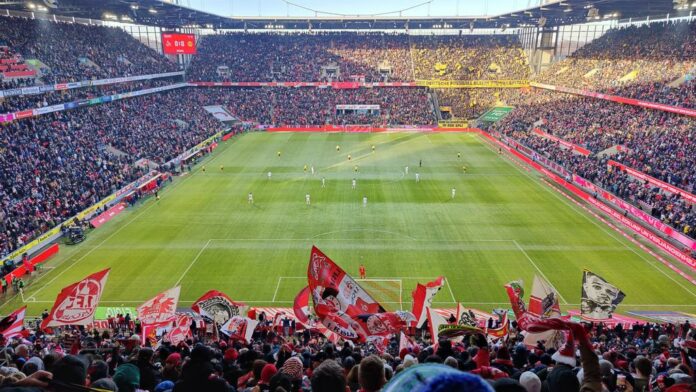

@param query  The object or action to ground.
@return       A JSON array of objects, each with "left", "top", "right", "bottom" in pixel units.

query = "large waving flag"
[
  {"left": 293, "top": 286, "right": 311, "bottom": 325},
  {"left": 307, "top": 246, "right": 414, "bottom": 342},
  {"left": 486, "top": 310, "right": 509, "bottom": 341},
  {"left": 167, "top": 314, "right": 192, "bottom": 346},
  {"left": 192, "top": 290, "right": 248, "bottom": 325},
  {"left": 308, "top": 246, "right": 384, "bottom": 318},
  {"left": 411, "top": 276, "right": 445, "bottom": 328},
  {"left": 137, "top": 286, "right": 180, "bottom": 326},
  {"left": 41, "top": 269, "right": 110, "bottom": 329},
  {"left": 0, "top": 306, "right": 27, "bottom": 339},
  {"left": 426, "top": 307, "right": 448, "bottom": 340},
  {"left": 505, "top": 276, "right": 565, "bottom": 349},
  {"left": 581, "top": 270, "right": 625, "bottom": 320},
  {"left": 220, "top": 316, "right": 259, "bottom": 343}
]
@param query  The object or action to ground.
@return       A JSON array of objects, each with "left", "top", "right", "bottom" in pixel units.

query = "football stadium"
[{"left": 0, "top": 0, "right": 695, "bottom": 391}]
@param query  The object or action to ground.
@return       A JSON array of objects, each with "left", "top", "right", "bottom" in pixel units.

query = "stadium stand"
[
  {"left": 187, "top": 33, "right": 530, "bottom": 82},
  {"left": 0, "top": 16, "right": 178, "bottom": 84},
  {"left": 535, "top": 20, "right": 696, "bottom": 108},
  {"left": 0, "top": 89, "right": 220, "bottom": 258}
]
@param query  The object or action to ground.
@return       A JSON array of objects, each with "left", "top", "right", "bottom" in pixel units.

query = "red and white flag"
[
  {"left": 0, "top": 306, "right": 26, "bottom": 339},
  {"left": 167, "top": 314, "right": 192, "bottom": 346},
  {"left": 293, "top": 286, "right": 311, "bottom": 325},
  {"left": 137, "top": 286, "right": 180, "bottom": 326},
  {"left": 307, "top": 246, "right": 384, "bottom": 320},
  {"left": 192, "top": 290, "right": 247, "bottom": 325},
  {"left": 412, "top": 277, "right": 445, "bottom": 328},
  {"left": 399, "top": 331, "right": 416, "bottom": 355},
  {"left": 220, "top": 316, "right": 259, "bottom": 343},
  {"left": 41, "top": 269, "right": 110, "bottom": 329},
  {"left": 426, "top": 307, "right": 447, "bottom": 341}
]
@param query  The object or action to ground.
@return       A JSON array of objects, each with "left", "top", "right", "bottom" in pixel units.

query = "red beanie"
[
  {"left": 260, "top": 364, "right": 278, "bottom": 385},
  {"left": 224, "top": 348, "right": 239, "bottom": 361}
]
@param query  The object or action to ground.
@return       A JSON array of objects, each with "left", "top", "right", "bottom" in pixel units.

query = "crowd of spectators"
[
  {"left": 0, "top": 88, "right": 221, "bottom": 259},
  {"left": 192, "top": 87, "right": 437, "bottom": 126},
  {"left": 491, "top": 89, "right": 696, "bottom": 239},
  {"left": 436, "top": 89, "right": 522, "bottom": 120},
  {"left": 0, "top": 78, "right": 181, "bottom": 113},
  {"left": 535, "top": 21, "right": 695, "bottom": 108},
  {"left": 0, "top": 16, "right": 178, "bottom": 84},
  {"left": 0, "top": 311, "right": 691, "bottom": 392},
  {"left": 187, "top": 32, "right": 530, "bottom": 83}
]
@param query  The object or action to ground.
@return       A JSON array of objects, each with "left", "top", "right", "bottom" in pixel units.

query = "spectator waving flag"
[
  {"left": 437, "top": 304, "right": 483, "bottom": 338},
  {"left": 411, "top": 276, "right": 445, "bottom": 328},
  {"left": 192, "top": 290, "right": 248, "bottom": 325},
  {"left": 137, "top": 286, "right": 180, "bottom": 326},
  {"left": 40, "top": 269, "right": 110, "bottom": 329},
  {"left": 581, "top": 270, "right": 625, "bottom": 320},
  {"left": 0, "top": 306, "right": 26, "bottom": 339}
]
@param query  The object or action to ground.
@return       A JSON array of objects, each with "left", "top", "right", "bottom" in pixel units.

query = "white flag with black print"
[{"left": 581, "top": 270, "right": 625, "bottom": 320}]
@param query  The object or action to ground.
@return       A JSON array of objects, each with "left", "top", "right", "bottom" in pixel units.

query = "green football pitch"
[{"left": 3, "top": 132, "right": 696, "bottom": 317}]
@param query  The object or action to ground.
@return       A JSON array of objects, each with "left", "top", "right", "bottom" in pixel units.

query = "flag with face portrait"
[
  {"left": 581, "top": 270, "right": 625, "bottom": 320},
  {"left": 351, "top": 311, "right": 416, "bottom": 341},
  {"left": 437, "top": 303, "right": 483, "bottom": 338},
  {"left": 192, "top": 290, "right": 247, "bottom": 325}
]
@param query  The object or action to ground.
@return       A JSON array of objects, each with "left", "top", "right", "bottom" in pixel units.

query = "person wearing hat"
[
  {"left": 114, "top": 363, "right": 141, "bottom": 392},
  {"left": 162, "top": 353, "right": 181, "bottom": 382},
  {"left": 252, "top": 363, "right": 277, "bottom": 392}
]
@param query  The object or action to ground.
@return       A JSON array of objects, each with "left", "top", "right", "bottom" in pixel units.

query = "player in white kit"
[
  {"left": 415, "top": 173, "right": 420, "bottom": 183},
  {"left": 451, "top": 188, "right": 456, "bottom": 199},
  {"left": 405, "top": 166, "right": 409, "bottom": 175},
  {"left": 321, "top": 177, "right": 326, "bottom": 188},
  {"left": 363, "top": 196, "right": 367, "bottom": 207},
  {"left": 267, "top": 171, "right": 272, "bottom": 180},
  {"left": 311, "top": 165, "right": 315, "bottom": 175},
  {"left": 306, "top": 193, "right": 311, "bottom": 205},
  {"left": 352, "top": 179, "right": 356, "bottom": 190},
  {"left": 248, "top": 192, "right": 254, "bottom": 204}
]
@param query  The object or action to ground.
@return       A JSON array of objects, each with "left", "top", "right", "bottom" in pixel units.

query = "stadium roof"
[{"left": 0, "top": 0, "right": 688, "bottom": 29}]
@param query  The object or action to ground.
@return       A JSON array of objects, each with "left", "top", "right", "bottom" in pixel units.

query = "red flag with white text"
[
  {"left": 137, "top": 286, "right": 180, "bottom": 326},
  {"left": 41, "top": 269, "right": 110, "bottom": 329},
  {"left": 412, "top": 276, "right": 445, "bottom": 328},
  {"left": 0, "top": 306, "right": 26, "bottom": 339}
]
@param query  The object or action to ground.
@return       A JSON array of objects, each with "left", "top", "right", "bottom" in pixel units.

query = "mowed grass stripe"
[{"left": 4, "top": 132, "right": 695, "bottom": 316}]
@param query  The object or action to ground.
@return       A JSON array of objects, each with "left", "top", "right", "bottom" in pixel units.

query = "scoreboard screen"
[{"left": 162, "top": 33, "right": 196, "bottom": 55}]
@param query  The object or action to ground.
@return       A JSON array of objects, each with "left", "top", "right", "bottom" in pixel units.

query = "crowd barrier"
[
  {"left": 573, "top": 175, "right": 696, "bottom": 251},
  {"left": 532, "top": 128, "right": 591, "bottom": 156},
  {"left": 3, "top": 243, "right": 59, "bottom": 284},
  {"left": 530, "top": 82, "right": 696, "bottom": 118},
  {"left": 0, "top": 71, "right": 184, "bottom": 99},
  {"left": 607, "top": 160, "right": 696, "bottom": 205}
]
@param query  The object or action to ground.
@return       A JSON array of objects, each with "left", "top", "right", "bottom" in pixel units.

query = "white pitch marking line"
[
  {"left": 272, "top": 277, "right": 283, "bottom": 302},
  {"left": 445, "top": 278, "right": 457, "bottom": 304},
  {"left": 399, "top": 279, "right": 403, "bottom": 311},
  {"left": 512, "top": 240, "right": 569, "bottom": 305},
  {"left": 174, "top": 239, "right": 212, "bottom": 286}
]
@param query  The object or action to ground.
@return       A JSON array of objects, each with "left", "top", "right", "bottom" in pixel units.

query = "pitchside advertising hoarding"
[{"left": 162, "top": 33, "right": 196, "bottom": 55}]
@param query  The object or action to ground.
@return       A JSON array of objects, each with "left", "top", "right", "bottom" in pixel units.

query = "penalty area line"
[{"left": 174, "top": 239, "right": 212, "bottom": 286}]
